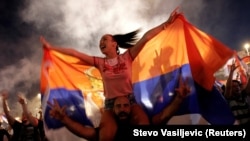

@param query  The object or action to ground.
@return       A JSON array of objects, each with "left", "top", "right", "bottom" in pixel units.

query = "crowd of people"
[
  {"left": 0, "top": 78, "right": 189, "bottom": 141},
  {"left": 0, "top": 91, "right": 48, "bottom": 141},
  {"left": 0, "top": 11, "right": 250, "bottom": 141}
]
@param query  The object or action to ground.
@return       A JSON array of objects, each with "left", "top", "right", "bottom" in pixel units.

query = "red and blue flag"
[
  {"left": 132, "top": 13, "right": 235, "bottom": 124},
  {"left": 40, "top": 48, "right": 104, "bottom": 140}
]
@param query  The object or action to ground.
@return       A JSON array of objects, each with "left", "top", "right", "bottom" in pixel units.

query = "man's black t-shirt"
[
  {"left": 11, "top": 120, "right": 41, "bottom": 141},
  {"left": 0, "top": 128, "right": 11, "bottom": 141}
]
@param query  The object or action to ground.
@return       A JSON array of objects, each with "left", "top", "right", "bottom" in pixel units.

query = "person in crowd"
[
  {"left": 18, "top": 95, "right": 48, "bottom": 141},
  {"left": 1, "top": 90, "right": 41, "bottom": 141},
  {"left": 224, "top": 61, "right": 250, "bottom": 124},
  {"left": 40, "top": 11, "right": 178, "bottom": 141},
  {"left": 0, "top": 121, "right": 11, "bottom": 141}
]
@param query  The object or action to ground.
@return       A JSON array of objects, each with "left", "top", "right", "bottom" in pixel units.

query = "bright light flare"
[
  {"left": 37, "top": 93, "right": 41, "bottom": 99},
  {"left": 244, "top": 43, "right": 250, "bottom": 50},
  {"left": 244, "top": 43, "right": 250, "bottom": 56}
]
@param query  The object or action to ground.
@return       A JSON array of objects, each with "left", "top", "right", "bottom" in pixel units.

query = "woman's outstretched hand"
[
  {"left": 40, "top": 36, "right": 52, "bottom": 49},
  {"left": 163, "top": 9, "right": 180, "bottom": 29}
]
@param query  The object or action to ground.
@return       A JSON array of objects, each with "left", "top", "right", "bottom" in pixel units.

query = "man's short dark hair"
[{"left": 232, "top": 80, "right": 241, "bottom": 86}]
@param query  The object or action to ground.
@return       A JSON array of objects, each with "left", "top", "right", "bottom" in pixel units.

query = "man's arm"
[
  {"left": 1, "top": 90, "right": 15, "bottom": 126},
  {"left": 129, "top": 11, "right": 179, "bottom": 60},
  {"left": 224, "top": 61, "right": 238, "bottom": 99},
  {"left": 48, "top": 99, "right": 97, "bottom": 141},
  {"left": 40, "top": 36, "right": 95, "bottom": 65},
  {"left": 18, "top": 94, "right": 39, "bottom": 126}
]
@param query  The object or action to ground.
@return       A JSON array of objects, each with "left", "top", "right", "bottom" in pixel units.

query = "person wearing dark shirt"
[
  {"left": 224, "top": 61, "right": 250, "bottom": 124},
  {"left": 1, "top": 90, "right": 41, "bottom": 141},
  {"left": 18, "top": 95, "right": 48, "bottom": 141},
  {"left": 0, "top": 121, "right": 10, "bottom": 141}
]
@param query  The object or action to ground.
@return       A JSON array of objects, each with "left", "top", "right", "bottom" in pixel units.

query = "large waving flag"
[
  {"left": 40, "top": 48, "right": 104, "bottom": 141},
  {"left": 132, "top": 12, "right": 236, "bottom": 124}
]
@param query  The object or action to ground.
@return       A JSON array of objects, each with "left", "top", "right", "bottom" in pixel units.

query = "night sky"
[{"left": 0, "top": 0, "right": 249, "bottom": 115}]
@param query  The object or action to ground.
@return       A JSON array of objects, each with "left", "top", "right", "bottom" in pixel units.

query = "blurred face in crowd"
[
  {"left": 21, "top": 113, "right": 30, "bottom": 125},
  {"left": 232, "top": 80, "right": 241, "bottom": 96}
]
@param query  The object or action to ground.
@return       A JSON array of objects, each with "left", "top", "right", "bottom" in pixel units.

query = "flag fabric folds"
[
  {"left": 132, "top": 13, "right": 235, "bottom": 124},
  {"left": 40, "top": 48, "right": 104, "bottom": 132}
]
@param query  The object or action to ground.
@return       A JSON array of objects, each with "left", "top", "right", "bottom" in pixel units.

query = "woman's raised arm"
[
  {"left": 129, "top": 11, "right": 178, "bottom": 60},
  {"left": 40, "top": 36, "right": 95, "bottom": 66}
]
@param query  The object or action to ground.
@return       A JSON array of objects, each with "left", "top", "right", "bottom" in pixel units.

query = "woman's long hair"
[{"left": 112, "top": 29, "right": 140, "bottom": 54}]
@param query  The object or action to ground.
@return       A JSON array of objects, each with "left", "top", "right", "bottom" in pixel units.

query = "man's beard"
[{"left": 115, "top": 112, "right": 131, "bottom": 125}]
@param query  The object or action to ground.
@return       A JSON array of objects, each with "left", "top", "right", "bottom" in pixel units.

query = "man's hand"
[
  {"left": 17, "top": 93, "right": 26, "bottom": 105},
  {"left": 47, "top": 99, "right": 67, "bottom": 121},
  {"left": 0, "top": 90, "right": 9, "bottom": 100},
  {"left": 229, "top": 59, "right": 239, "bottom": 73},
  {"left": 175, "top": 77, "right": 191, "bottom": 99}
]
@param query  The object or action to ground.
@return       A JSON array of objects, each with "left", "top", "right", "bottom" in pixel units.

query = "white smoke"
[{"left": 21, "top": 0, "right": 183, "bottom": 54}]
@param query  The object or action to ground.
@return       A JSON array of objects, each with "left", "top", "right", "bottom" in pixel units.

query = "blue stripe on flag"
[
  {"left": 44, "top": 88, "right": 93, "bottom": 129},
  {"left": 133, "top": 64, "right": 235, "bottom": 124}
]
